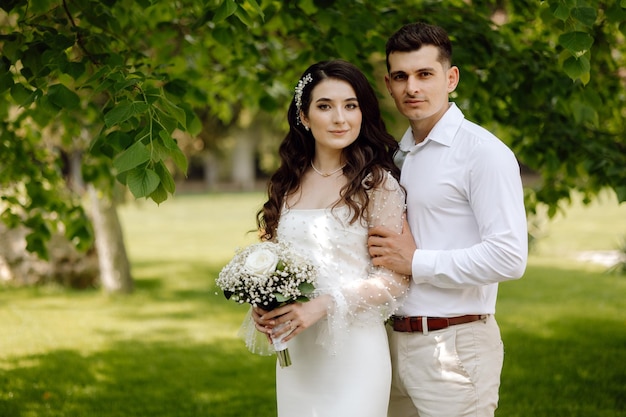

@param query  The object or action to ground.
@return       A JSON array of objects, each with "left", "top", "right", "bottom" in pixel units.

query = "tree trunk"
[
  {"left": 231, "top": 129, "right": 256, "bottom": 190},
  {"left": 202, "top": 151, "right": 219, "bottom": 190},
  {"left": 88, "top": 185, "right": 133, "bottom": 294}
]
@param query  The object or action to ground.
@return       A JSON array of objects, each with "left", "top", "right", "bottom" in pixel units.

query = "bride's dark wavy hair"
[{"left": 257, "top": 59, "right": 400, "bottom": 241}]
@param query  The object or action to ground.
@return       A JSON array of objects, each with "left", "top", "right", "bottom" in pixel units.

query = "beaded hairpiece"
[{"left": 294, "top": 73, "right": 313, "bottom": 125}]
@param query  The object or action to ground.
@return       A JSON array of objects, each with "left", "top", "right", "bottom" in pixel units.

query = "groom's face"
[{"left": 385, "top": 45, "right": 458, "bottom": 128}]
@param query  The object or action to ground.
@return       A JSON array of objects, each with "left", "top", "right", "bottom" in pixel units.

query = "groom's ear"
[{"left": 446, "top": 66, "right": 459, "bottom": 93}]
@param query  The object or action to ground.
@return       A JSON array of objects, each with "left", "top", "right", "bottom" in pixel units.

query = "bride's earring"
[{"left": 304, "top": 125, "right": 310, "bottom": 131}]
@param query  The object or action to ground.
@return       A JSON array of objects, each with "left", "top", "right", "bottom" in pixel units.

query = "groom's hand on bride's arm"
[{"left": 368, "top": 217, "right": 416, "bottom": 276}]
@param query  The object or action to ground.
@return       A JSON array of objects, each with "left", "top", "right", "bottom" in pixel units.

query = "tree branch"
[{"left": 62, "top": 0, "right": 99, "bottom": 64}]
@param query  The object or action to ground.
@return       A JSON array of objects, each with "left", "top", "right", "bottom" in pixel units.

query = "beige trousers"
[{"left": 387, "top": 315, "right": 504, "bottom": 417}]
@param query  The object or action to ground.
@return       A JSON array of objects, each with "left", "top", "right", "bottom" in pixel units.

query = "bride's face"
[{"left": 301, "top": 78, "right": 362, "bottom": 154}]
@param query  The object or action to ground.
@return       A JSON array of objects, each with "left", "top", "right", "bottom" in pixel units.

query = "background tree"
[{"left": 1, "top": 0, "right": 624, "bottom": 291}]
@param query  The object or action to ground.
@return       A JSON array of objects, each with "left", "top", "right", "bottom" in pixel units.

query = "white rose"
[{"left": 244, "top": 249, "right": 279, "bottom": 276}]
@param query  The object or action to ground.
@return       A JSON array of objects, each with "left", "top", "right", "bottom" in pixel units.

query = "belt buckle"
[{"left": 390, "top": 315, "right": 403, "bottom": 331}]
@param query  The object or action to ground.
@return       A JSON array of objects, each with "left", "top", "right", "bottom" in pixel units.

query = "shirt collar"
[{"left": 398, "top": 103, "right": 464, "bottom": 152}]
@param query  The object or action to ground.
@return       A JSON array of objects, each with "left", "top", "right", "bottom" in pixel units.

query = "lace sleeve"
[
  {"left": 318, "top": 171, "right": 409, "bottom": 351},
  {"left": 238, "top": 307, "right": 275, "bottom": 356}
]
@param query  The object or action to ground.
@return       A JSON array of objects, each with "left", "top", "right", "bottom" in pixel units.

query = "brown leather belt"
[{"left": 390, "top": 314, "right": 487, "bottom": 333}]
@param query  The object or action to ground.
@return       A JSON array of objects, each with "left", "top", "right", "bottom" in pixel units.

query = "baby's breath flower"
[{"left": 216, "top": 241, "right": 317, "bottom": 309}]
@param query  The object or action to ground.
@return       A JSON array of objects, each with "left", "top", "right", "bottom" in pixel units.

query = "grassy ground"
[{"left": 0, "top": 191, "right": 624, "bottom": 416}]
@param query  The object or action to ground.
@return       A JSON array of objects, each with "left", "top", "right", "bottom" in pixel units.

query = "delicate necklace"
[{"left": 310, "top": 161, "right": 345, "bottom": 177}]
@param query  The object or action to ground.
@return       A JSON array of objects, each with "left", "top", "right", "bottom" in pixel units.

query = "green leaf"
[
  {"left": 334, "top": 36, "right": 357, "bottom": 61},
  {"left": 60, "top": 61, "right": 86, "bottom": 79},
  {"left": 149, "top": 182, "right": 169, "bottom": 205},
  {"left": 0, "top": 0, "right": 28, "bottom": 13},
  {"left": 94, "top": 130, "right": 134, "bottom": 157},
  {"left": 47, "top": 83, "right": 80, "bottom": 110},
  {"left": 150, "top": 133, "right": 169, "bottom": 162},
  {"left": 259, "top": 94, "right": 278, "bottom": 113},
  {"left": 158, "top": 98, "right": 186, "bottom": 130},
  {"left": 24, "top": 215, "right": 51, "bottom": 260},
  {"left": 154, "top": 160, "right": 176, "bottom": 194},
  {"left": 0, "top": 72, "right": 15, "bottom": 94},
  {"left": 113, "top": 140, "right": 151, "bottom": 174},
  {"left": 214, "top": 0, "right": 237, "bottom": 22},
  {"left": 275, "top": 293, "right": 289, "bottom": 302},
  {"left": 21, "top": 42, "right": 48, "bottom": 78},
  {"left": 0, "top": 55, "right": 10, "bottom": 71},
  {"left": 158, "top": 130, "right": 187, "bottom": 174},
  {"left": 104, "top": 100, "right": 133, "bottom": 127},
  {"left": 158, "top": 130, "right": 177, "bottom": 150},
  {"left": 127, "top": 167, "right": 160, "bottom": 198},
  {"left": 298, "top": 281, "right": 315, "bottom": 295},
  {"left": 0, "top": 205, "right": 22, "bottom": 228},
  {"left": 234, "top": 7, "right": 253, "bottom": 26},
  {"left": 104, "top": 100, "right": 149, "bottom": 127},
  {"left": 615, "top": 186, "right": 626, "bottom": 204},
  {"left": 47, "top": 33, "right": 75, "bottom": 50},
  {"left": 571, "top": 7, "right": 597, "bottom": 27},
  {"left": 83, "top": 66, "right": 111, "bottom": 86},
  {"left": 0, "top": 33, "right": 23, "bottom": 63},
  {"left": 552, "top": 3, "right": 570, "bottom": 20},
  {"left": 10, "top": 83, "right": 35, "bottom": 106},
  {"left": 276, "top": 260, "right": 285, "bottom": 271},
  {"left": 163, "top": 79, "right": 187, "bottom": 97},
  {"left": 571, "top": 100, "right": 598, "bottom": 126},
  {"left": 558, "top": 31, "right": 594, "bottom": 54},
  {"left": 185, "top": 109, "right": 202, "bottom": 136},
  {"left": 562, "top": 55, "right": 590, "bottom": 81},
  {"left": 63, "top": 207, "right": 93, "bottom": 252},
  {"left": 30, "top": 95, "right": 58, "bottom": 125},
  {"left": 26, "top": 231, "right": 48, "bottom": 260},
  {"left": 155, "top": 111, "right": 178, "bottom": 134},
  {"left": 170, "top": 145, "right": 188, "bottom": 174},
  {"left": 212, "top": 27, "right": 232, "bottom": 44},
  {"left": 143, "top": 87, "right": 161, "bottom": 104},
  {"left": 113, "top": 77, "right": 142, "bottom": 93},
  {"left": 245, "top": 0, "right": 264, "bottom": 20}
]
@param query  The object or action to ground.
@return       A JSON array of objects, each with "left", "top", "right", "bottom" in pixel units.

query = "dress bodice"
[{"left": 277, "top": 206, "right": 370, "bottom": 294}]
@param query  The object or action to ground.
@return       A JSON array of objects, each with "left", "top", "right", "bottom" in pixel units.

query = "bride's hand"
[
  {"left": 252, "top": 306, "right": 273, "bottom": 335},
  {"left": 267, "top": 294, "right": 332, "bottom": 343}
]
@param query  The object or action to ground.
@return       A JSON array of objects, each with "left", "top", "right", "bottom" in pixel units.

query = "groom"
[{"left": 368, "top": 22, "right": 528, "bottom": 417}]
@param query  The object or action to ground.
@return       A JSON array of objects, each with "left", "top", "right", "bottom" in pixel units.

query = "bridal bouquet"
[{"left": 216, "top": 241, "right": 317, "bottom": 367}]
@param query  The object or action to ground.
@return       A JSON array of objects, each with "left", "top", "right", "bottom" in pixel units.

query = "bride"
[{"left": 246, "top": 59, "right": 408, "bottom": 417}]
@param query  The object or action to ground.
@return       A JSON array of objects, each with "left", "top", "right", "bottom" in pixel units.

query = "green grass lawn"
[{"left": 1, "top": 190, "right": 625, "bottom": 416}]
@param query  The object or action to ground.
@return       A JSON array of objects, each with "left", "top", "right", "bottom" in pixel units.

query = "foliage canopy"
[{"left": 1, "top": 0, "right": 625, "bottom": 258}]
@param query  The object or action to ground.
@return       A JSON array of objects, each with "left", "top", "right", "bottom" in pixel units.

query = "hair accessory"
[{"left": 295, "top": 73, "right": 313, "bottom": 125}]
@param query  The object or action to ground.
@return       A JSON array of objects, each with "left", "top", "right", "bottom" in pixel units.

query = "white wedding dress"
[{"left": 241, "top": 172, "right": 407, "bottom": 417}]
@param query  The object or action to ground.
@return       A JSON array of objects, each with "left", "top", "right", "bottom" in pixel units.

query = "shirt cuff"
[{"left": 411, "top": 249, "right": 438, "bottom": 284}]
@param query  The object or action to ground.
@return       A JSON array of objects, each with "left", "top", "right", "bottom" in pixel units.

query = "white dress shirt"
[{"left": 396, "top": 103, "right": 528, "bottom": 317}]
